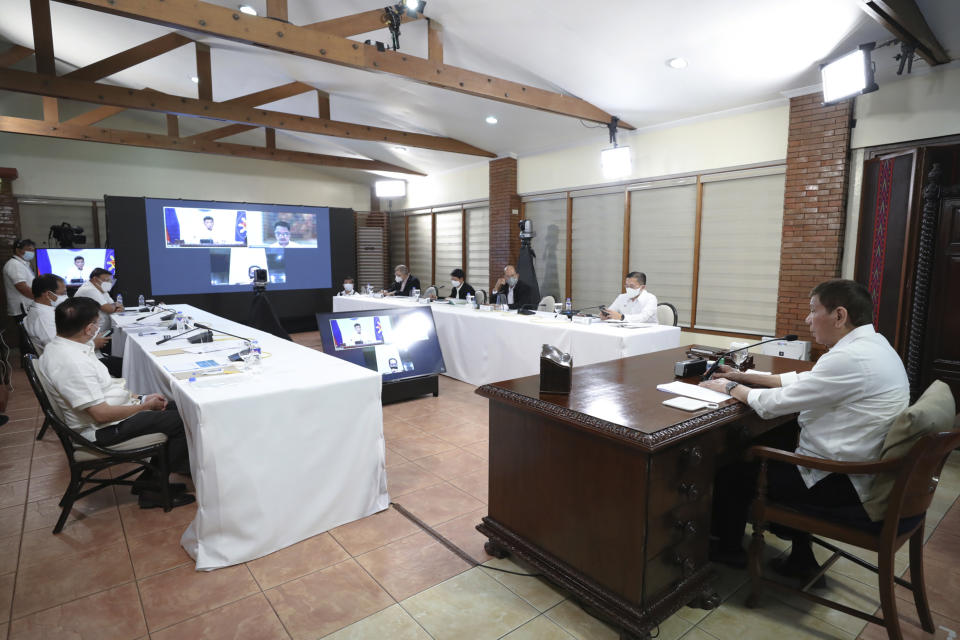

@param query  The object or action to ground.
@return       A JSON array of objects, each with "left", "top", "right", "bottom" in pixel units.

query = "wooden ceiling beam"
[
  {"left": 221, "top": 80, "right": 314, "bottom": 108},
  {"left": 265, "top": 127, "right": 276, "bottom": 150},
  {"left": 63, "top": 32, "right": 192, "bottom": 81},
  {"left": 0, "top": 68, "right": 496, "bottom": 156},
  {"left": 185, "top": 123, "right": 257, "bottom": 141},
  {"left": 427, "top": 19, "right": 442, "bottom": 64},
  {"left": 64, "top": 104, "right": 126, "bottom": 126},
  {"left": 266, "top": 0, "right": 287, "bottom": 22},
  {"left": 0, "top": 46, "right": 35, "bottom": 69},
  {"left": 42, "top": 96, "right": 58, "bottom": 122},
  {"left": 53, "top": 0, "right": 632, "bottom": 129},
  {"left": 305, "top": 8, "right": 419, "bottom": 38},
  {"left": 0, "top": 115, "right": 424, "bottom": 174},
  {"left": 29, "top": 0, "right": 55, "bottom": 75},
  {"left": 195, "top": 42, "right": 212, "bottom": 101},
  {"left": 856, "top": 0, "right": 950, "bottom": 66},
  {"left": 316, "top": 89, "right": 330, "bottom": 120},
  {"left": 166, "top": 114, "right": 179, "bottom": 136}
]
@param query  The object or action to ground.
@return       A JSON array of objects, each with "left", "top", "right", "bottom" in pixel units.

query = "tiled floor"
[{"left": 0, "top": 332, "right": 956, "bottom": 639}]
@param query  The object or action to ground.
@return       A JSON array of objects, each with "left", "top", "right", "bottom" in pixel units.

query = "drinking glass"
[
  {"left": 239, "top": 340, "right": 253, "bottom": 371},
  {"left": 553, "top": 302, "right": 563, "bottom": 315},
  {"left": 729, "top": 341, "right": 750, "bottom": 367}
]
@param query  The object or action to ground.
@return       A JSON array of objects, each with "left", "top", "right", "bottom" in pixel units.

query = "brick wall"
[
  {"left": 488, "top": 156, "right": 520, "bottom": 288},
  {"left": 0, "top": 170, "right": 22, "bottom": 316},
  {"left": 775, "top": 93, "right": 852, "bottom": 355}
]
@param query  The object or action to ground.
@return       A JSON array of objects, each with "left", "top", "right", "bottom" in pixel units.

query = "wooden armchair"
[{"left": 745, "top": 429, "right": 960, "bottom": 640}]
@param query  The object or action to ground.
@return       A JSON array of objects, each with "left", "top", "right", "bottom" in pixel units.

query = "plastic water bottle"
[
  {"left": 176, "top": 311, "right": 185, "bottom": 332},
  {"left": 249, "top": 340, "right": 262, "bottom": 373},
  {"left": 116, "top": 293, "right": 123, "bottom": 307},
  {"left": 138, "top": 294, "right": 145, "bottom": 308},
  {"left": 565, "top": 297, "right": 572, "bottom": 313}
]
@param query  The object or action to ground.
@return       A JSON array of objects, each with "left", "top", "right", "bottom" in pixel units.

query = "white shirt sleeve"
[
  {"left": 52, "top": 356, "right": 108, "bottom": 411},
  {"left": 24, "top": 307, "right": 56, "bottom": 350},
  {"left": 746, "top": 353, "right": 867, "bottom": 420},
  {"left": 623, "top": 292, "right": 658, "bottom": 323}
]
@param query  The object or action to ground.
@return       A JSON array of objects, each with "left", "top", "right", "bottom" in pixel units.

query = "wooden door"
[{"left": 921, "top": 193, "right": 960, "bottom": 404}]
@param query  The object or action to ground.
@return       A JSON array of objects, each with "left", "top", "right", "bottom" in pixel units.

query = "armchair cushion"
[
  {"left": 74, "top": 433, "right": 168, "bottom": 462},
  {"left": 862, "top": 380, "right": 956, "bottom": 521}
]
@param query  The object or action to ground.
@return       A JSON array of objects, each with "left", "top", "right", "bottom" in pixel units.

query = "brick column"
[
  {"left": 775, "top": 93, "right": 852, "bottom": 355},
  {"left": 489, "top": 156, "right": 520, "bottom": 289},
  {"left": 0, "top": 169, "right": 21, "bottom": 317}
]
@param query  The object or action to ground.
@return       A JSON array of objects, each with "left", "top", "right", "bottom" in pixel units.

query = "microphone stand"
[
  {"left": 701, "top": 335, "right": 798, "bottom": 380},
  {"left": 193, "top": 322, "right": 255, "bottom": 359},
  {"left": 156, "top": 326, "right": 207, "bottom": 345},
  {"left": 135, "top": 308, "right": 175, "bottom": 322}
]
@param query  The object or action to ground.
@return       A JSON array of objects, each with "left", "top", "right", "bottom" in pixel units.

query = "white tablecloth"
[
  {"left": 111, "top": 305, "right": 388, "bottom": 570},
  {"left": 332, "top": 295, "right": 681, "bottom": 386}
]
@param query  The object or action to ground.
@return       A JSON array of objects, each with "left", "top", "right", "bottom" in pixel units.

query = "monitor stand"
[{"left": 382, "top": 375, "right": 439, "bottom": 404}]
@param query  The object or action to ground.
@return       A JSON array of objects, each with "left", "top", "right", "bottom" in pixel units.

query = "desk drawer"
[
  {"left": 646, "top": 501, "right": 711, "bottom": 560},
  {"left": 644, "top": 538, "right": 709, "bottom": 603},
  {"left": 647, "top": 433, "right": 717, "bottom": 518}
]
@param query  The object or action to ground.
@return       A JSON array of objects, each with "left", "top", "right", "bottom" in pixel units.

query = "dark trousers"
[
  {"left": 99, "top": 355, "right": 123, "bottom": 378},
  {"left": 713, "top": 456, "right": 867, "bottom": 552},
  {"left": 94, "top": 402, "right": 190, "bottom": 477}
]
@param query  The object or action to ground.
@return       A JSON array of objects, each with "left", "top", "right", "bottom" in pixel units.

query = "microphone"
[
  {"left": 194, "top": 322, "right": 252, "bottom": 343},
  {"left": 136, "top": 308, "right": 175, "bottom": 322},
  {"left": 564, "top": 305, "right": 605, "bottom": 318},
  {"left": 518, "top": 304, "right": 537, "bottom": 316},
  {"left": 156, "top": 326, "right": 207, "bottom": 345},
  {"left": 701, "top": 335, "right": 799, "bottom": 381}
]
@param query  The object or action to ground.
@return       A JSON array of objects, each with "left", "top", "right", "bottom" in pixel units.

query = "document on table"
[
  {"left": 656, "top": 380, "right": 731, "bottom": 403},
  {"left": 163, "top": 357, "right": 233, "bottom": 374}
]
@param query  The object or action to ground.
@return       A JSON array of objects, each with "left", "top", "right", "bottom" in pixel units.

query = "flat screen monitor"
[
  {"left": 316, "top": 307, "right": 445, "bottom": 382},
  {"left": 143, "top": 198, "right": 332, "bottom": 296},
  {"left": 37, "top": 248, "right": 115, "bottom": 285}
]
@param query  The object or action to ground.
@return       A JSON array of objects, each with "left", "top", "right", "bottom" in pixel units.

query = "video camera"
[{"left": 49, "top": 222, "right": 86, "bottom": 248}]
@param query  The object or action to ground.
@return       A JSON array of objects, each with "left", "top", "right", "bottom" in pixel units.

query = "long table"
[
  {"left": 332, "top": 295, "right": 681, "bottom": 386},
  {"left": 477, "top": 346, "right": 812, "bottom": 638},
  {"left": 111, "top": 305, "right": 389, "bottom": 570}
]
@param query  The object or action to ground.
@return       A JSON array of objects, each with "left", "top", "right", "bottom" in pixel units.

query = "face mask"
[
  {"left": 23, "top": 251, "right": 35, "bottom": 261},
  {"left": 344, "top": 283, "right": 354, "bottom": 292},
  {"left": 100, "top": 280, "right": 113, "bottom": 292},
  {"left": 49, "top": 293, "right": 65, "bottom": 307},
  {"left": 507, "top": 276, "right": 518, "bottom": 287},
  {"left": 626, "top": 287, "right": 641, "bottom": 298},
  {"left": 395, "top": 275, "right": 403, "bottom": 283},
  {"left": 88, "top": 325, "right": 100, "bottom": 344},
  {"left": 451, "top": 280, "right": 460, "bottom": 289}
]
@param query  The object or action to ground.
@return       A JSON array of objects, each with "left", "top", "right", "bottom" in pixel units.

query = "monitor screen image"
[
  {"left": 316, "top": 307, "right": 445, "bottom": 382},
  {"left": 144, "top": 198, "right": 332, "bottom": 295},
  {"left": 37, "top": 248, "right": 116, "bottom": 285}
]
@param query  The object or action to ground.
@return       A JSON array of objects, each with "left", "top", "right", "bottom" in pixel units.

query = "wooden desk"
[{"left": 476, "top": 345, "right": 813, "bottom": 640}]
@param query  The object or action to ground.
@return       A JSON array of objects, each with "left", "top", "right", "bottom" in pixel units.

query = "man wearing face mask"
[
  {"left": 75, "top": 268, "right": 123, "bottom": 332},
  {"left": 492, "top": 265, "right": 536, "bottom": 310},
  {"left": 383, "top": 265, "right": 420, "bottom": 297},
  {"left": 338, "top": 277, "right": 358, "bottom": 296},
  {"left": 601, "top": 271, "right": 658, "bottom": 323},
  {"left": 443, "top": 269, "right": 475, "bottom": 300},
  {"left": 25, "top": 274, "right": 123, "bottom": 376},
  {"left": 36, "top": 297, "right": 194, "bottom": 509}
]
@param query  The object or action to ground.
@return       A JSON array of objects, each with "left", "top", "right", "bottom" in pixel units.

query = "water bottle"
[
  {"left": 138, "top": 294, "right": 145, "bottom": 308},
  {"left": 116, "top": 293, "right": 123, "bottom": 307},
  {"left": 176, "top": 311, "right": 185, "bottom": 332},
  {"left": 249, "top": 339, "right": 262, "bottom": 373},
  {"left": 366, "top": 283, "right": 372, "bottom": 295},
  {"left": 565, "top": 297, "right": 572, "bottom": 313}
]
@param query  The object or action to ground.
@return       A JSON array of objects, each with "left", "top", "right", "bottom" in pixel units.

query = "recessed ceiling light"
[
  {"left": 485, "top": 115, "right": 498, "bottom": 125},
  {"left": 190, "top": 76, "right": 199, "bottom": 83},
  {"left": 238, "top": 4, "right": 257, "bottom": 16},
  {"left": 666, "top": 57, "right": 688, "bottom": 69}
]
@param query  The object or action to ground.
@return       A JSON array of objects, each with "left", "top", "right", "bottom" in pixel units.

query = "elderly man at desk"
[{"left": 700, "top": 279, "right": 908, "bottom": 584}]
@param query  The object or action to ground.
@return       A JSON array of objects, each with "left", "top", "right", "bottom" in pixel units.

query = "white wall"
[
  {"left": 0, "top": 132, "right": 373, "bottom": 210},
  {"left": 852, "top": 64, "right": 960, "bottom": 150},
  {"left": 401, "top": 161, "right": 489, "bottom": 210}
]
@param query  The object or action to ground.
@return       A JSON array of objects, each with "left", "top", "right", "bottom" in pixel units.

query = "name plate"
[
  {"left": 572, "top": 316, "right": 599, "bottom": 325},
  {"left": 479, "top": 304, "right": 493, "bottom": 312}
]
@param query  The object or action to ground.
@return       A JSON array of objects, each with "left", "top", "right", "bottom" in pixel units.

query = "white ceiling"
[{"left": 1, "top": 0, "right": 957, "bottom": 183}]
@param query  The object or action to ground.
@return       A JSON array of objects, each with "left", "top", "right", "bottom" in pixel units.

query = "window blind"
[
  {"left": 629, "top": 184, "right": 697, "bottom": 326},
  {"left": 389, "top": 214, "right": 406, "bottom": 270},
  {"left": 571, "top": 192, "right": 624, "bottom": 310},
  {"left": 407, "top": 214, "right": 432, "bottom": 287},
  {"left": 434, "top": 211, "right": 463, "bottom": 288},
  {"left": 466, "top": 206, "right": 490, "bottom": 293},
  {"left": 696, "top": 172, "right": 785, "bottom": 334},
  {"left": 524, "top": 198, "right": 567, "bottom": 300}
]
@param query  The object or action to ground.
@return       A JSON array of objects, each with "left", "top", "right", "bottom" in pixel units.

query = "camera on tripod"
[
  {"left": 252, "top": 268, "right": 268, "bottom": 293},
  {"left": 49, "top": 222, "right": 86, "bottom": 248},
  {"left": 518, "top": 219, "right": 534, "bottom": 249}
]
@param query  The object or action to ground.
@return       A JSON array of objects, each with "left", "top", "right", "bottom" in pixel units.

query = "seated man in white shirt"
[
  {"left": 36, "top": 297, "right": 194, "bottom": 510},
  {"left": 601, "top": 271, "right": 658, "bottom": 323},
  {"left": 337, "top": 276, "right": 358, "bottom": 296},
  {"left": 75, "top": 268, "right": 123, "bottom": 332},
  {"left": 701, "top": 279, "right": 909, "bottom": 581},
  {"left": 26, "top": 274, "right": 123, "bottom": 377}
]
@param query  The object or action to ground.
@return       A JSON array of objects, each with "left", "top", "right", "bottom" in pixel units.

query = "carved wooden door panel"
[{"left": 922, "top": 194, "right": 960, "bottom": 405}]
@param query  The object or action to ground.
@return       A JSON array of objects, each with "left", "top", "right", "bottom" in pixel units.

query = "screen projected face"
[
  {"left": 144, "top": 198, "right": 331, "bottom": 295},
  {"left": 37, "top": 249, "right": 116, "bottom": 285},
  {"left": 317, "top": 308, "right": 445, "bottom": 381}
]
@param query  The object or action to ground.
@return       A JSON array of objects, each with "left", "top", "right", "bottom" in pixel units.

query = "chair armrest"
[{"left": 747, "top": 446, "right": 904, "bottom": 474}]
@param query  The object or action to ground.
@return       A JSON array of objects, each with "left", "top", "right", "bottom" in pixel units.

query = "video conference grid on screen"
[
  {"left": 144, "top": 198, "right": 332, "bottom": 296},
  {"left": 37, "top": 249, "right": 116, "bottom": 285},
  {"left": 317, "top": 308, "right": 446, "bottom": 381}
]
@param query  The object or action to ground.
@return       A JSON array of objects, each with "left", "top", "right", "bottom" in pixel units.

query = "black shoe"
[
  {"left": 769, "top": 557, "right": 827, "bottom": 589},
  {"left": 0, "top": 415, "right": 8, "bottom": 427},
  {"left": 709, "top": 543, "right": 747, "bottom": 569},
  {"left": 137, "top": 491, "right": 196, "bottom": 510},
  {"left": 131, "top": 482, "right": 187, "bottom": 496}
]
